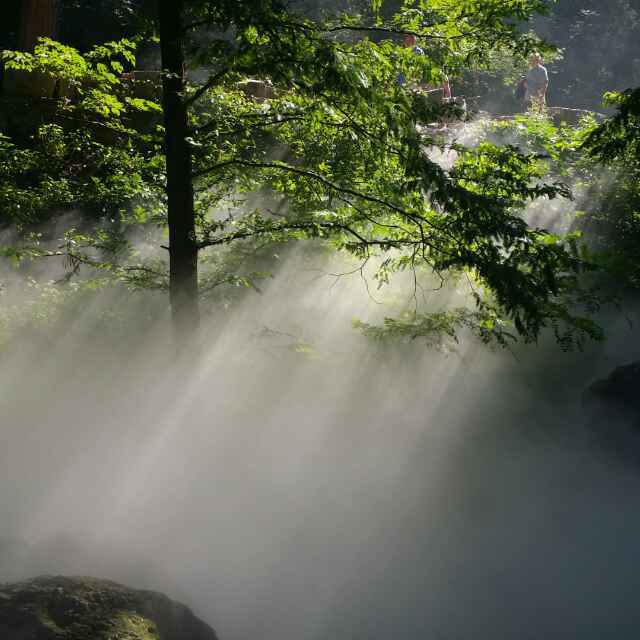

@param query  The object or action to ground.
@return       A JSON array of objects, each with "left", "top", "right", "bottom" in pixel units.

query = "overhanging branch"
[{"left": 192, "top": 158, "right": 426, "bottom": 223}]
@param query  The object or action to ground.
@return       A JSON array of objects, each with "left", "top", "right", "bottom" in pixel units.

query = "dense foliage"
[
  {"left": 483, "top": 99, "right": 640, "bottom": 297},
  {"left": 580, "top": 88, "right": 640, "bottom": 288},
  {"left": 1, "top": 0, "right": 638, "bottom": 350}
]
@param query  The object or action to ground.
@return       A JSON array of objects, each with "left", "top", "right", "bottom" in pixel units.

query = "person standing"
[
  {"left": 514, "top": 75, "right": 528, "bottom": 111},
  {"left": 525, "top": 53, "right": 548, "bottom": 110},
  {"left": 402, "top": 33, "right": 424, "bottom": 55},
  {"left": 397, "top": 34, "right": 424, "bottom": 86},
  {"left": 398, "top": 34, "right": 450, "bottom": 98}
]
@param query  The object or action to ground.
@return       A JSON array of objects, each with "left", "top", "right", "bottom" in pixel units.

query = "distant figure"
[
  {"left": 441, "top": 74, "right": 452, "bottom": 100},
  {"left": 397, "top": 33, "right": 424, "bottom": 86},
  {"left": 402, "top": 33, "right": 424, "bottom": 55},
  {"left": 397, "top": 34, "right": 457, "bottom": 129},
  {"left": 525, "top": 53, "right": 548, "bottom": 110},
  {"left": 514, "top": 74, "right": 528, "bottom": 110}
]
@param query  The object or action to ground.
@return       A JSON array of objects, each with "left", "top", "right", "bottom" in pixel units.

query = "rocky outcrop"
[
  {"left": 583, "top": 361, "right": 640, "bottom": 418},
  {"left": 0, "top": 575, "right": 218, "bottom": 640}
]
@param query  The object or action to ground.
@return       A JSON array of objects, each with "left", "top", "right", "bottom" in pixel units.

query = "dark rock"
[
  {"left": 0, "top": 575, "right": 218, "bottom": 640},
  {"left": 583, "top": 361, "right": 640, "bottom": 417},
  {"left": 580, "top": 363, "right": 640, "bottom": 467}
]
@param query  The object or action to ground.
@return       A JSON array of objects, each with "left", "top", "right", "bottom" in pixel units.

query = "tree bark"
[
  {"left": 157, "top": 0, "right": 200, "bottom": 338},
  {"left": 19, "top": 0, "right": 58, "bottom": 51}
]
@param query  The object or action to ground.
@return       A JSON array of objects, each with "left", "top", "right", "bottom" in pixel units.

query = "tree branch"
[
  {"left": 184, "top": 67, "right": 230, "bottom": 108},
  {"left": 193, "top": 158, "right": 418, "bottom": 220}
]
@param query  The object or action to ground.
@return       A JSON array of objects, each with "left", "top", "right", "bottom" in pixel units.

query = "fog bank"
[{"left": 2, "top": 247, "right": 640, "bottom": 640}]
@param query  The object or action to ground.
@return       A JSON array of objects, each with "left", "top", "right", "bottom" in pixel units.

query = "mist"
[{"left": 2, "top": 228, "right": 640, "bottom": 640}]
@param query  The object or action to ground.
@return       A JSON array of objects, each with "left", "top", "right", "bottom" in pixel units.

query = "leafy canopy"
[{"left": 0, "top": 1, "right": 602, "bottom": 347}]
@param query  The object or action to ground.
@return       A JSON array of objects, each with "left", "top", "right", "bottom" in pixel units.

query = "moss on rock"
[{"left": 0, "top": 575, "right": 218, "bottom": 640}]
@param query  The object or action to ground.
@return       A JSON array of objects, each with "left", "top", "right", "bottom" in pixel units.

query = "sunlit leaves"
[
  {"left": 582, "top": 88, "right": 640, "bottom": 163},
  {"left": 353, "top": 305, "right": 518, "bottom": 350},
  {"left": 0, "top": 1, "right": 606, "bottom": 348}
]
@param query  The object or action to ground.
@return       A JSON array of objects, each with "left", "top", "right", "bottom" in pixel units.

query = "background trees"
[
  {"left": 457, "top": 0, "right": 640, "bottom": 114},
  {"left": 533, "top": 0, "right": 640, "bottom": 110}
]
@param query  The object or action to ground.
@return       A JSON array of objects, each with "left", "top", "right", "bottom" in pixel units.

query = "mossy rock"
[{"left": 0, "top": 576, "right": 218, "bottom": 640}]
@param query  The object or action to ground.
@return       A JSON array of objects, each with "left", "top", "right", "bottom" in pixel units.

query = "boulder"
[
  {"left": 0, "top": 575, "right": 218, "bottom": 640},
  {"left": 583, "top": 361, "right": 640, "bottom": 417},
  {"left": 2, "top": 68, "right": 58, "bottom": 99},
  {"left": 238, "top": 79, "right": 275, "bottom": 101}
]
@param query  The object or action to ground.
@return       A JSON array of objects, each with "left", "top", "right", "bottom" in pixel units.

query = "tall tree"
[
  {"left": 158, "top": 0, "right": 199, "bottom": 334},
  {"left": 19, "top": 0, "right": 58, "bottom": 51}
]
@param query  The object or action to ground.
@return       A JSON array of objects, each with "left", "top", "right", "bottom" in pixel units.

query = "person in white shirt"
[{"left": 525, "top": 53, "right": 549, "bottom": 109}]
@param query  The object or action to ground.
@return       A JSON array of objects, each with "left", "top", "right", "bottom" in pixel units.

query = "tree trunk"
[
  {"left": 19, "top": 0, "right": 58, "bottom": 51},
  {"left": 158, "top": 0, "right": 200, "bottom": 338}
]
